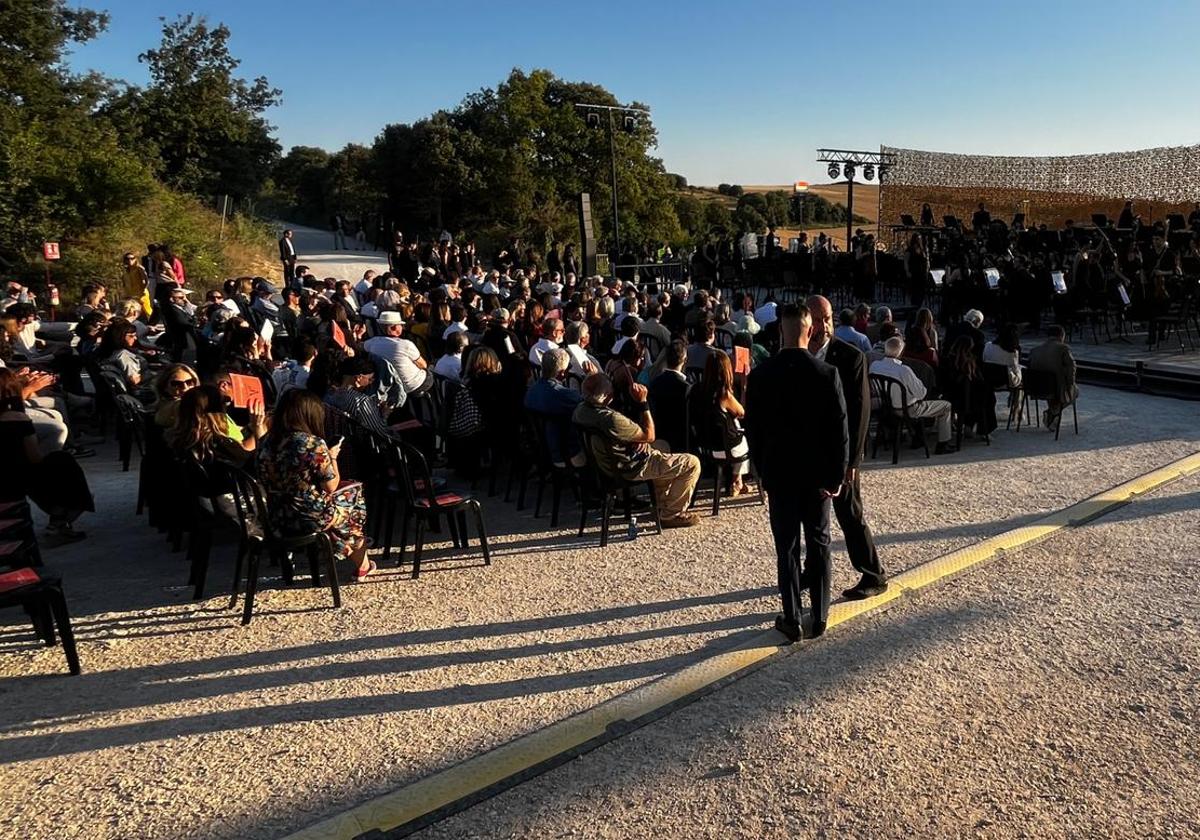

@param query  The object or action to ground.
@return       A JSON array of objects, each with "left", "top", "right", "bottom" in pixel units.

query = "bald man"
[
  {"left": 745, "top": 303, "right": 848, "bottom": 642},
  {"left": 807, "top": 295, "right": 887, "bottom": 599}
]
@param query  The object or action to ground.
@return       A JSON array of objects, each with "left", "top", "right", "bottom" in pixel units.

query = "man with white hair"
[
  {"left": 528, "top": 317, "right": 564, "bottom": 367},
  {"left": 946, "top": 309, "right": 986, "bottom": 359},
  {"left": 525, "top": 347, "right": 585, "bottom": 466},
  {"left": 564, "top": 321, "right": 600, "bottom": 377},
  {"left": 869, "top": 336, "right": 956, "bottom": 454}
]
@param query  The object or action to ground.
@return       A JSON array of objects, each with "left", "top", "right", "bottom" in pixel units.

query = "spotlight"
[
  {"left": 827, "top": 163, "right": 841, "bottom": 180},
  {"left": 843, "top": 164, "right": 856, "bottom": 181},
  {"left": 585, "top": 111, "right": 601, "bottom": 129},
  {"left": 863, "top": 164, "right": 875, "bottom": 181},
  {"left": 621, "top": 115, "right": 637, "bottom": 133}
]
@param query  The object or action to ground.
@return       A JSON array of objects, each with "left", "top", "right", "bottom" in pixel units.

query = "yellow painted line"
[{"left": 284, "top": 451, "right": 1200, "bottom": 840}]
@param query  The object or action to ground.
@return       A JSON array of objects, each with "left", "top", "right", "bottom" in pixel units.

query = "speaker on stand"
[{"left": 578, "top": 192, "right": 598, "bottom": 277}]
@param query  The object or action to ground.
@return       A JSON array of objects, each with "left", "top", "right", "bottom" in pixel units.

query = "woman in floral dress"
[{"left": 257, "top": 389, "right": 374, "bottom": 580}]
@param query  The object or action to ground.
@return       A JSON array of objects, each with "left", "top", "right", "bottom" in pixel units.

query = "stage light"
[
  {"left": 827, "top": 163, "right": 841, "bottom": 180},
  {"left": 844, "top": 164, "right": 856, "bottom": 181},
  {"left": 621, "top": 115, "right": 637, "bottom": 133},
  {"left": 585, "top": 111, "right": 601, "bottom": 129},
  {"left": 863, "top": 164, "right": 875, "bottom": 181}
]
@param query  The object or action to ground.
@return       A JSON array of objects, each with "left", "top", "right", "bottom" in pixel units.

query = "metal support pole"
[
  {"left": 608, "top": 110, "right": 620, "bottom": 266},
  {"left": 845, "top": 176, "right": 854, "bottom": 252}
]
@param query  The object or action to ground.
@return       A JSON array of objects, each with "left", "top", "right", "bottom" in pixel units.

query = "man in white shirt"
[
  {"left": 528, "top": 317, "right": 564, "bottom": 367},
  {"left": 442, "top": 304, "right": 469, "bottom": 340},
  {"left": 563, "top": 321, "right": 600, "bottom": 377},
  {"left": 362, "top": 311, "right": 432, "bottom": 395},
  {"left": 753, "top": 298, "right": 778, "bottom": 328},
  {"left": 434, "top": 331, "right": 468, "bottom": 382},
  {"left": 354, "top": 270, "right": 376, "bottom": 304},
  {"left": 272, "top": 339, "right": 316, "bottom": 398},
  {"left": 869, "top": 336, "right": 955, "bottom": 454}
]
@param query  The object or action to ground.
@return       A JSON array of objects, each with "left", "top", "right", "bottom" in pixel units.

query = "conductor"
[{"left": 745, "top": 304, "right": 848, "bottom": 642}]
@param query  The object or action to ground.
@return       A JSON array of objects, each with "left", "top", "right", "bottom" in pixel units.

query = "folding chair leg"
[
  {"left": 412, "top": 517, "right": 426, "bottom": 579},
  {"left": 307, "top": 544, "right": 321, "bottom": 588},
  {"left": 189, "top": 529, "right": 211, "bottom": 600},
  {"left": 241, "top": 548, "right": 262, "bottom": 626},
  {"left": 599, "top": 495, "right": 611, "bottom": 548},
  {"left": 578, "top": 491, "right": 590, "bottom": 537},
  {"left": 550, "top": 477, "right": 562, "bottom": 528},
  {"left": 456, "top": 510, "right": 470, "bottom": 549},
  {"left": 229, "top": 537, "right": 248, "bottom": 610},
  {"left": 473, "top": 502, "right": 491, "bottom": 567},
  {"left": 396, "top": 506, "right": 410, "bottom": 568},
  {"left": 324, "top": 537, "right": 341, "bottom": 608},
  {"left": 1072, "top": 401, "right": 1078, "bottom": 434},
  {"left": 47, "top": 587, "right": 80, "bottom": 675},
  {"left": 533, "top": 474, "right": 546, "bottom": 518},
  {"left": 381, "top": 496, "right": 396, "bottom": 565},
  {"left": 711, "top": 465, "right": 722, "bottom": 516}
]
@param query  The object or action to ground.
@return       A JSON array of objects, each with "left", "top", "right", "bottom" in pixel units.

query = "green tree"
[
  {"left": 674, "top": 195, "right": 705, "bottom": 237},
  {"left": 0, "top": 0, "right": 152, "bottom": 268},
  {"left": 703, "top": 201, "right": 732, "bottom": 233},
  {"left": 110, "top": 14, "right": 282, "bottom": 200}
]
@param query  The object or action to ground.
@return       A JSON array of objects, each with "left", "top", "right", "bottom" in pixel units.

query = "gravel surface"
[{"left": 0, "top": 325, "right": 1196, "bottom": 837}]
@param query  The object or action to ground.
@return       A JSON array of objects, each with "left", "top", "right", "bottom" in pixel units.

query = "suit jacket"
[
  {"left": 1028, "top": 340, "right": 1077, "bottom": 404},
  {"left": 745, "top": 348, "right": 847, "bottom": 494},
  {"left": 279, "top": 237, "right": 296, "bottom": 262},
  {"left": 648, "top": 370, "right": 690, "bottom": 454},
  {"left": 823, "top": 338, "right": 869, "bottom": 469}
]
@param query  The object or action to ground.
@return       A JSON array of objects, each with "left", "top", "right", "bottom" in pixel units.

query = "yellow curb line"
[{"left": 283, "top": 451, "right": 1200, "bottom": 840}]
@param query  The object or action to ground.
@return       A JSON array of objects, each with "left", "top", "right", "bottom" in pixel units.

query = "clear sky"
[{"left": 65, "top": 0, "right": 1200, "bottom": 186}]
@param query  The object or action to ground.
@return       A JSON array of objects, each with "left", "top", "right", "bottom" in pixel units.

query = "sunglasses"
[{"left": 169, "top": 378, "right": 197, "bottom": 391}]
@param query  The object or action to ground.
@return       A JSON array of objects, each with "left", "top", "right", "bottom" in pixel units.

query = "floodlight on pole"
[
  {"left": 816, "top": 148, "right": 896, "bottom": 250},
  {"left": 574, "top": 101, "right": 650, "bottom": 271}
]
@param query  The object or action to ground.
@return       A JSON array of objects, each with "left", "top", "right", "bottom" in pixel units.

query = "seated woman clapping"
[
  {"left": 0, "top": 369, "right": 93, "bottom": 542},
  {"left": 257, "top": 389, "right": 373, "bottom": 581}
]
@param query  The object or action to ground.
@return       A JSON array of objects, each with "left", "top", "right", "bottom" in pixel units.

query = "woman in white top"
[{"left": 982, "top": 323, "right": 1022, "bottom": 388}]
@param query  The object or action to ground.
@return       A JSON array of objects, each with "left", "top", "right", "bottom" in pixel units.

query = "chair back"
[
  {"left": 713, "top": 329, "right": 734, "bottom": 352},
  {"left": 564, "top": 370, "right": 585, "bottom": 392},
  {"left": 228, "top": 467, "right": 269, "bottom": 544},
  {"left": 982, "top": 362, "right": 1013, "bottom": 391},
  {"left": 528, "top": 409, "right": 576, "bottom": 469},
  {"left": 391, "top": 439, "right": 439, "bottom": 508},
  {"left": 407, "top": 386, "right": 442, "bottom": 430},
  {"left": 869, "top": 373, "right": 912, "bottom": 418},
  {"left": 574, "top": 426, "right": 623, "bottom": 494},
  {"left": 1022, "top": 367, "right": 1057, "bottom": 401}
]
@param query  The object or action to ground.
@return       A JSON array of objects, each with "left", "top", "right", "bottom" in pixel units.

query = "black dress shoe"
[
  {"left": 842, "top": 580, "right": 889, "bottom": 600},
  {"left": 773, "top": 615, "right": 801, "bottom": 644}
]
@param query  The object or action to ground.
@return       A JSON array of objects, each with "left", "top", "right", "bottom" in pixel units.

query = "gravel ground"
[
  {"left": 0, "top": 365, "right": 1196, "bottom": 836},
  {"left": 422, "top": 468, "right": 1200, "bottom": 840}
]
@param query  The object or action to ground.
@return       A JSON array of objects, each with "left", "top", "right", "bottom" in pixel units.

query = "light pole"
[{"left": 575, "top": 102, "right": 649, "bottom": 270}]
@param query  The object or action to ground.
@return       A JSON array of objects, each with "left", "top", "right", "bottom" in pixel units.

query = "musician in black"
[
  {"left": 971, "top": 202, "right": 991, "bottom": 234},
  {"left": 1144, "top": 228, "right": 1180, "bottom": 346},
  {"left": 919, "top": 203, "right": 935, "bottom": 227},
  {"left": 1117, "top": 201, "right": 1135, "bottom": 229}
]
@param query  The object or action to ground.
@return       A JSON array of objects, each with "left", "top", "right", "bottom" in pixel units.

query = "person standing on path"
[
  {"left": 279, "top": 229, "right": 297, "bottom": 283},
  {"left": 806, "top": 295, "right": 887, "bottom": 600},
  {"left": 745, "top": 304, "right": 848, "bottom": 642},
  {"left": 331, "top": 213, "right": 347, "bottom": 250}
]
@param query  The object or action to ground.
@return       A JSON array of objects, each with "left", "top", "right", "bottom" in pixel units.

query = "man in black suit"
[
  {"left": 647, "top": 339, "right": 690, "bottom": 453},
  {"left": 807, "top": 295, "right": 887, "bottom": 599},
  {"left": 279, "top": 229, "right": 297, "bottom": 283},
  {"left": 745, "top": 304, "right": 848, "bottom": 642}
]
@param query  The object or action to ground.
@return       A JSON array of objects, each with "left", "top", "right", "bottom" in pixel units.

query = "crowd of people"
[{"left": 0, "top": 224, "right": 1085, "bottom": 632}]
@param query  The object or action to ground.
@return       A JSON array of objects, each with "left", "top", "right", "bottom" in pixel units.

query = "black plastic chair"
[
  {"left": 391, "top": 441, "right": 490, "bottom": 579},
  {"left": 691, "top": 408, "right": 765, "bottom": 516},
  {"left": 0, "top": 499, "right": 43, "bottom": 569},
  {"left": 1022, "top": 368, "right": 1079, "bottom": 441},
  {"left": 982, "top": 362, "right": 1026, "bottom": 431},
  {"left": 574, "top": 427, "right": 662, "bottom": 547},
  {"left": 527, "top": 410, "right": 587, "bottom": 527},
  {"left": 229, "top": 470, "right": 342, "bottom": 626},
  {"left": 869, "top": 373, "right": 930, "bottom": 464},
  {"left": 0, "top": 568, "right": 80, "bottom": 675}
]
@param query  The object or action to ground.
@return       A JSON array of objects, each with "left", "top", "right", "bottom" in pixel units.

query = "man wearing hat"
[{"left": 362, "top": 311, "right": 432, "bottom": 396}]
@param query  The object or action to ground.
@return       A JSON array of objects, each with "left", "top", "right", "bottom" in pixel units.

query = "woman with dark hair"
[
  {"left": 99, "top": 318, "right": 151, "bottom": 395},
  {"left": 906, "top": 233, "right": 930, "bottom": 308},
  {"left": 939, "top": 334, "right": 997, "bottom": 439},
  {"left": 257, "top": 388, "right": 373, "bottom": 581},
  {"left": 983, "top": 323, "right": 1023, "bottom": 388},
  {"left": 693, "top": 351, "right": 751, "bottom": 495},
  {"left": 903, "top": 307, "right": 939, "bottom": 367},
  {"left": 0, "top": 368, "right": 93, "bottom": 541}
]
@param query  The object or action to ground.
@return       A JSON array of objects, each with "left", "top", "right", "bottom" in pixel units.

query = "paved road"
[{"left": 276, "top": 221, "right": 390, "bottom": 284}]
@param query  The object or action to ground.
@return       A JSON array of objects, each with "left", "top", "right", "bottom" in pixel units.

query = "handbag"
[{"left": 447, "top": 382, "right": 484, "bottom": 438}]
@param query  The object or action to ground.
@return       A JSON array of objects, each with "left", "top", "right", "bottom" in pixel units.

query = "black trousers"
[
  {"left": 767, "top": 488, "right": 832, "bottom": 625},
  {"left": 832, "top": 472, "right": 885, "bottom": 587}
]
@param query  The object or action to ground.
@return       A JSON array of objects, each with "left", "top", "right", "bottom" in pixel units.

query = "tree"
[
  {"left": 727, "top": 184, "right": 745, "bottom": 197},
  {"left": 109, "top": 14, "right": 282, "bottom": 200},
  {"left": 0, "top": 1, "right": 152, "bottom": 266},
  {"left": 667, "top": 173, "right": 688, "bottom": 189},
  {"left": 674, "top": 195, "right": 705, "bottom": 237},
  {"left": 703, "top": 202, "right": 732, "bottom": 233}
]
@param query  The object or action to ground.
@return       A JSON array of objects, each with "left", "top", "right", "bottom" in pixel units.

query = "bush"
[{"left": 35, "top": 182, "right": 277, "bottom": 305}]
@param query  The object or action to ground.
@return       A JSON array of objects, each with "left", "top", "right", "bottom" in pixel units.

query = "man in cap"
[{"left": 362, "top": 311, "right": 432, "bottom": 395}]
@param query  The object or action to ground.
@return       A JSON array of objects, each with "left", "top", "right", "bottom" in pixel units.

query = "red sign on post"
[{"left": 43, "top": 242, "right": 61, "bottom": 261}]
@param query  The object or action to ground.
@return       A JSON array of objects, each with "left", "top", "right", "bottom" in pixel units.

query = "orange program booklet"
[
  {"left": 228, "top": 373, "right": 264, "bottom": 409},
  {"left": 733, "top": 345, "right": 751, "bottom": 375}
]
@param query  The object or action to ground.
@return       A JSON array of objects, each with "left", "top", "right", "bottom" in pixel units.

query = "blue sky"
[{"left": 66, "top": 0, "right": 1200, "bottom": 186}]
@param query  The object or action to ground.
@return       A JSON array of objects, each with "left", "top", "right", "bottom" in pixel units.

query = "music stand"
[
  {"left": 900, "top": 214, "right": 916, "bottom": 227},
  {"left": 1091, "top": 213, "right": 1108, "bottom": 228},
  {"left": 1167, "top": 213, "right": 1187, "bottom": 230},
  {"left": 943, "top": 215, "right": 961, "bottom": 230}
]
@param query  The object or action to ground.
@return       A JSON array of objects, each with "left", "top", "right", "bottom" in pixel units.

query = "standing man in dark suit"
[
  {"left": 807, "top": 295, "right": 887, "bottom": 599},
  {"left": 279, "top": 229, "right": 297, "bottom": 284},
  {"left": 647, "top": 339, "right": 691, "bottom": 453},
  {"left": 745, "top": 304, "right": 848, "bottom": 642}
]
